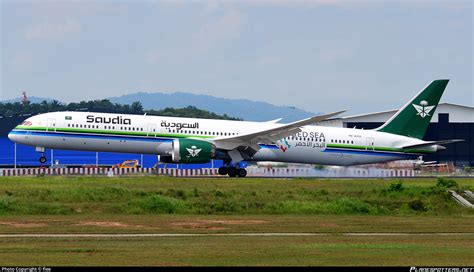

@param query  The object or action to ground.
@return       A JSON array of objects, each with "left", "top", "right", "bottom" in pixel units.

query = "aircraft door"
[
  {"left": 366, "top": 137, "right": 375, "bottom": 151},
  {"left": 147, "top": 124, "right": 157, "bottom": 137},
  {"left": 47, "top": 118, "right": 56, "bottom": 132}
]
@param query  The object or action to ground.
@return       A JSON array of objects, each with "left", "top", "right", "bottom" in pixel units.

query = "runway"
[{"left": 1, "top": 232, "right": 473, "bottom": 238}]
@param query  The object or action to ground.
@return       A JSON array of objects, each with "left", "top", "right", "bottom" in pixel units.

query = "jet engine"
[{"left": 161, "top": 139, "right": 215, "bottom": 164}]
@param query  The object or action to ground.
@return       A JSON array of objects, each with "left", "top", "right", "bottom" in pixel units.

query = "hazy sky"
[{"left": 1, "top": 0, "right": 472, "bottom": 114}]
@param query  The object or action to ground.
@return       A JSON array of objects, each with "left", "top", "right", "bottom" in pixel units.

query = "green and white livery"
[{"left": 8, "top": 80, "right": 462, "bottom": 177}]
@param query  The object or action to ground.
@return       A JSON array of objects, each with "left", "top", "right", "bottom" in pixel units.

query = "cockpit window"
[{"left": 19, "top": 121, "right": 32, "bottom": 126}]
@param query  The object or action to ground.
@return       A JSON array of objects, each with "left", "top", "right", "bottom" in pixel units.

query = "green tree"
[{"left": 0, "top": 100, "right": 241, "bottom": 120}]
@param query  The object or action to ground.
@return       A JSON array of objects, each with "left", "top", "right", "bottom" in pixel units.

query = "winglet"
[
  {"left": 265, "top": 118, "right": 283, "bottom": 123},
  {"left": 295, "top": 110, "right": 347, "bottom": 127}
]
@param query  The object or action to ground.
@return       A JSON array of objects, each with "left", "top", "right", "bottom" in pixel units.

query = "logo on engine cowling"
[{"left": 186, "top": 145, "right": 202, "bottom": 157}]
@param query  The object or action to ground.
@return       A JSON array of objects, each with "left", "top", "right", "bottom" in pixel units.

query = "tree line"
[{"left": 0, "top": 99, "right": 242, "bottom": 120}]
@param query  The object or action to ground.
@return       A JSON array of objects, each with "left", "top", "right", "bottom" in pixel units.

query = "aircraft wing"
[
  {"left": 401, "top": 139, "right": 464, "bottom": 149},
  {"left": 213, "top": 110, "right": 346, "bottom": 153}
]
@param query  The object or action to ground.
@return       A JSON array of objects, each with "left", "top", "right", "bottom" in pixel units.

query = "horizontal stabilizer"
[{"left": 401, "top": 139, "right": 464, "bottom": 149}]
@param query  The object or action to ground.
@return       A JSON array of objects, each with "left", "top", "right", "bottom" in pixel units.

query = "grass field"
[{"left": 0, "top": 176, "right": 473, "bottom": 266}]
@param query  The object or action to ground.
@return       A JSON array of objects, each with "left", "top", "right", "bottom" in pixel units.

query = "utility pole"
[{"left": 14, "top": 143, "right": 17, "bottom": 169}]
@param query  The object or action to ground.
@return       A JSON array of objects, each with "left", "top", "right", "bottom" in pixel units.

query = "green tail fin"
[{"left": 377, "top": 79, "right": 449, "bottom": 139}]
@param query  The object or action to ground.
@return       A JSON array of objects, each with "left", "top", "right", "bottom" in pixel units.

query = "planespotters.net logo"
[
  {"left": 410, "top": 267, "right": 474, "bottom": 272},
  {"left": 412, "top": 100, "right": 435, "bottom": 118}
]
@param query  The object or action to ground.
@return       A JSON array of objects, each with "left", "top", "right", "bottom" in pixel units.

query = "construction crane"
[{"left": 21, "top": 91, "right": 29, "bottom": 105}]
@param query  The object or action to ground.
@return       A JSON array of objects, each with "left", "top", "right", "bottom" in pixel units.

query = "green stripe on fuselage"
[
  {"left": 14, "top": 126, "right": 435, "bottom": 155},
  {"left": 327, "top": 143, "right": 434, "bottom": 155},
  {"left": 14, "top": 126, "right": 215, "bottom": 139}
]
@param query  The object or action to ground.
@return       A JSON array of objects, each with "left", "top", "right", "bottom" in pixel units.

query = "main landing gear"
[{"left": 218, "top": 166, "right": 247, "bottom": 177}]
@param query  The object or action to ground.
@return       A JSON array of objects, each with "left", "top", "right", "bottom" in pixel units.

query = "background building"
[{"left": 319, "top": 103, "right": 473, "bottom": 166}]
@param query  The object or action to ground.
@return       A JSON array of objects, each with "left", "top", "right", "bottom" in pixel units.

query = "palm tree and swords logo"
[
  {"left": 186, "top": 145, "right": 202, "bottom": 157},
  {"left": 412, "top": 100, "right": 435, "bottom": 118}
]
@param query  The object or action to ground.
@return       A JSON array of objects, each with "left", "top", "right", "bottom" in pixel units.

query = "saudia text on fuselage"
[
  {"left": 86, "top": 115, "right": 132, "bottom": 125},
  {"left": 160, "top": 120, "right": 199, "bottom": 131}
]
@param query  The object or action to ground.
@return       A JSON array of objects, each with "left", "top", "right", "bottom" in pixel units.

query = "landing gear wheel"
[
  {"left": 237, "top": 168, "right": 247, "bottom": 178},
  {"left": 227, "top": 167, "right": 237, "bottom": 177},
  {"left": 218, "top": 167, "right": 229, "bottom": 175},
  {"left": 39, "top": 156, "right": 47, "bottom": 164}
]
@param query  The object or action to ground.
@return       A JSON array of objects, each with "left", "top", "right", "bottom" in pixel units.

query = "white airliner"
[{"left": 8, "top": 80, "right": 462, "bottom": 177}]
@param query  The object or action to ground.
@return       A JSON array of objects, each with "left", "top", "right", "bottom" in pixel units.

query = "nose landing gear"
[
  {"left": 39, "top": 155, "right": 47, "bottom": 164},
  {"left": 36, "top": 147, "right": 47, "bottom": 164}
]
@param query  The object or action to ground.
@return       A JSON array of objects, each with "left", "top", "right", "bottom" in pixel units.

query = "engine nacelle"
[{"left": 169, "top": 139, "right": 215, "bottom": 164}]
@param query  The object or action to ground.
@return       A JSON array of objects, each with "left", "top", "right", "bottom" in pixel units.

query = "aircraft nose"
[{"left": 8, "top": 131, "right": 16, "bottom": 142}]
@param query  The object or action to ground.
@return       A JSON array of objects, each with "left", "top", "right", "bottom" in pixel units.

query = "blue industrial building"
[{"left": 0, "top": 116, "right": 222, "bottom": 169}]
